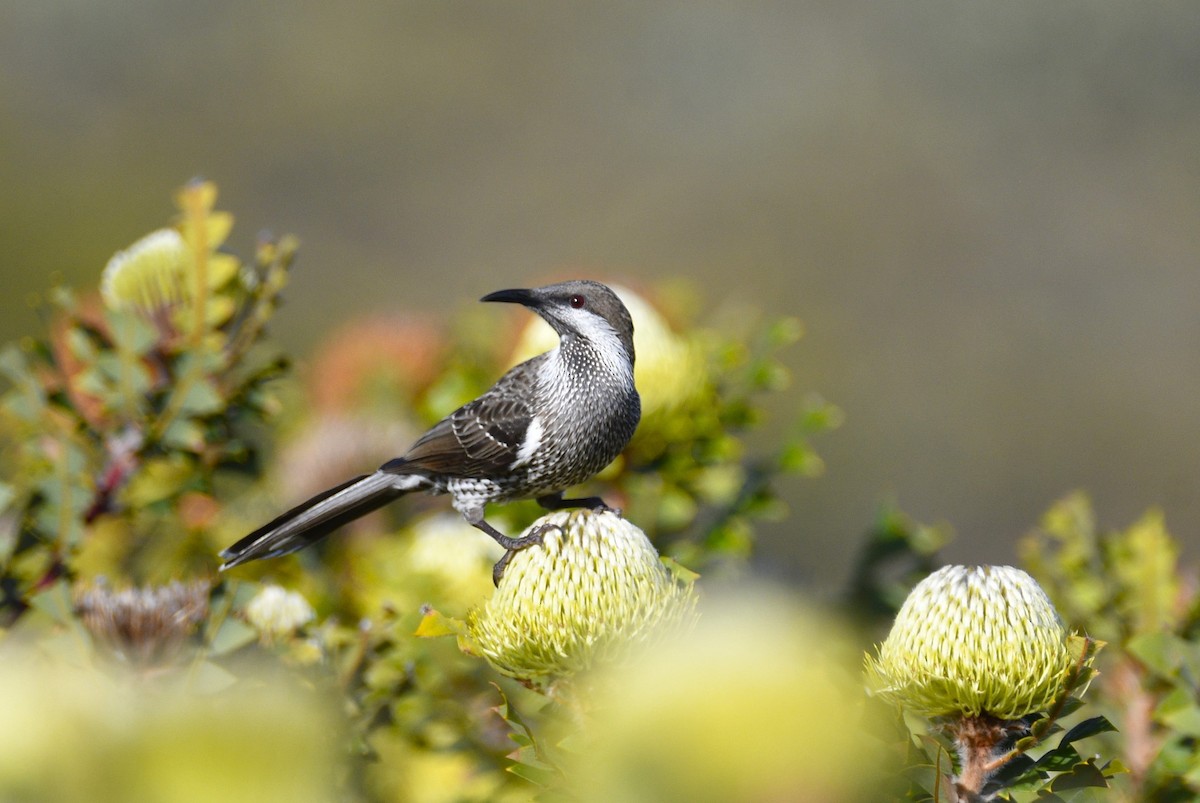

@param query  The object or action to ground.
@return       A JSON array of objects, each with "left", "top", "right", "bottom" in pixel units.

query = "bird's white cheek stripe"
[
  {"left": 572, "top": 316, "right": 633, "bottom": 384},
  {"left": 512, "top": 416, "right": 544, "bottom": 468}
]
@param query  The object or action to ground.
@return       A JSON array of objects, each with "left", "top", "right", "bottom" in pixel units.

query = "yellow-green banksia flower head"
[
  {"left": 466, "top": 509, "right": 697, "bottom": 691},
  {"left": 100, "top": 228, "right": 193, "bottom": 314},
  {"left": 865, "top": 564, "right": 1073, "bottom": 720}
]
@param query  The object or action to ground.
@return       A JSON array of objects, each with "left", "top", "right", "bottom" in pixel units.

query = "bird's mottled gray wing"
[{"left": 388, "top": 358, "right": 541, "bottom": 478}]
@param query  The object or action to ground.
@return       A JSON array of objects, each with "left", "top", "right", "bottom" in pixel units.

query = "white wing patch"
[{"left": 511, "top": 416, "right": 544, "bottom": 468}]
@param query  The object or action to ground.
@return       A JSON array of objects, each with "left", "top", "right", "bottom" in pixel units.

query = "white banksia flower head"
[
  {"left": 100, "top": 228, "right": 193, "bottom": 314},
  {"left": 508, "top": 283, "right": 705, "bottom": 421},
  {"left": 865, "top": 564, "right": 1073, "bottom": 720},
  {"left": 244, "top": 585, "right": 316, "bottom": 640},
  {"left": 466, "top": 509, "right": 698, "bottom": 691}
]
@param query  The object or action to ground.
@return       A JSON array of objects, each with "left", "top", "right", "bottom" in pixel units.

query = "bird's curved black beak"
[{"left": 481, "top": 288, "right": 537, "bottom": 306}]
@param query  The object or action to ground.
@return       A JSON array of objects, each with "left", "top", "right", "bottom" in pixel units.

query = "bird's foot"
[{"left": 491, "top": 522, "right": 561, "bottom": 586}]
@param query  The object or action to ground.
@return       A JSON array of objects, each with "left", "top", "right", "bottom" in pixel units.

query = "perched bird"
[{"left": 220, "top": 279, "right": 641, "bottom": 584}]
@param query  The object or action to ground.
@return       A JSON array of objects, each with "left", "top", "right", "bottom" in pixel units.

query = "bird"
[{"left": 219, "top": 279, "right": 641, "bottom": 585}]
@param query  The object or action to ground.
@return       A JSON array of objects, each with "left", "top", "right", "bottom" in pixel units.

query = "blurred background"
[{"left": 1, "top": 1, "right": 1197, "bottom": 589}]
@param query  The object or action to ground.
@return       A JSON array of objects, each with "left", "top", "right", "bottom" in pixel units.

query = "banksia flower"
[
  {"left": 465, "top": 510, "right": 697, "bottom": 692},
  {"left": 100, "top": 229, "right": 193, "bottom": 315},
  {"left": 865, "top": 565, "right": 1090, "bottom": 801},
  {"left": 575, "top": 590, "right": 876, "bottom": 803},
  {"left": 76, "top": 579, "right": 209, "bottom": 671},
  {"left": 865, "top": 564, "right": 1072, "bottom": 720},
  {"left": 244, "top": 585, "right": 316, "bottom": 641}
]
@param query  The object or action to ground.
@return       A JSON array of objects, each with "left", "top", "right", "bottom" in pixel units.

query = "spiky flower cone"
[
  {"left": 865, "top": 564, "right": 1072, "bottom": 720},
  {"left": 865, "top": 565, "right": 1077, "bottom": 801},
  {"left": 466, "top": 510, "right": 697, "bottom": 693}
]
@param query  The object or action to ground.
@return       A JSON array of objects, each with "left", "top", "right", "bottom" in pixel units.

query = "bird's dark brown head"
[{"left": 483, "top": 280, "right": 636, "bottom": 365}]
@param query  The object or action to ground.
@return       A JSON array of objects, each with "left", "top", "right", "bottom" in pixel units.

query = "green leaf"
[
  {"left": 28, "top": 580, "right": 76, "bottom": 624},
  {"left": 505, "top": 761, "right": 560, "bottom": 787},
  {"left": 66, "top": 326, "right": 98, "bottom": 363},
  {"left": 178, "top": 376, "right": 225, "bottom": 416},
  {"left": 209, "top": 617, "right": 258, "bottom": 656},
  {"left": 104, "top": 308, "right": 159, "bottom": 355},
  {"left": 1050, "top": 759, "right": 1110, "bottom": 791},
  {"left": 414, "top": 607, "right": 467, "bottom": 639},
  {"left": 161, "top": 418, "right": 206, "bottom": 452},
  {"left": 1058, "top": 716, "right": 1116, "bottom": 746},
  {"left": 1161, "top": 701, "right": 1200, "bottom": 738},
  {"left": 123, "top": 455, "right": 194, "bottom": 507},
  {"left": 1126, "top": 630, "right": 1180, "bottom": 677},
  {"left": 1035, "top": 745, "right": 1082, "bottom": 772}
]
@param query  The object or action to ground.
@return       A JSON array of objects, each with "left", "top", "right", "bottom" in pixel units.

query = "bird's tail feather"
[{"left": 219, "top": 471, "right": 417, "bottom": 569}]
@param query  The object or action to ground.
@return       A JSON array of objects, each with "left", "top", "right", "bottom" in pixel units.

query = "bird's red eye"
[{"left": 570, "top": 294, "right": 586, "bottom": 308}]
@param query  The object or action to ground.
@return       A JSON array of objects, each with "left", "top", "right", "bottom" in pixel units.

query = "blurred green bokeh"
[{"left": 2, "top": 2, "right": 1198, "bottom": 588}]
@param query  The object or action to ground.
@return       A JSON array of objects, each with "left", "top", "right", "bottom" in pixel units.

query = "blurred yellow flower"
[
  {"left": 0, "top": 658, "right": 340, "bottom": 803},
  {"left": 100, "top": 228, "right": 192, "bottom": 314},
  {"left": 575, "top": 588, "right": 875, "bottom": 802}
]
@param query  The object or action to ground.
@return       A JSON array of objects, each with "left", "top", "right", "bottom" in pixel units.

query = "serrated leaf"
[
  {"left": 414, "top": 607, "right": 467, "bottom": 639},
  {"left": 1054, "top": 697, "right": 1086, "bottom": 719},
  {"left": 1052, "top": 789, "right": 1113, "bottom": 803},
  {"left": 660, "top": 555, "right": 700, "bottom": 583},
  {"left": 1050, "top": 759, "right": 1109, "bottom": 791},
  {"left": 992, "top": 754, "right": 1041, "bottom": 786},
  {"left": 1058, "top": 716, "right": 1116, "bottom": 746},
  {"left": 505, "top": 761, "right": 560, "bottom": 787},
  {"left": 1035, "top": 745, "right": 1082, "bottom": 772}
]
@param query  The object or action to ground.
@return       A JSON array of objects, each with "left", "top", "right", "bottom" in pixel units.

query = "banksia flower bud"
[
  {"left": 466, "top": 510, "right": 697, "bottom": 692},
  {"left": 100, "top": 229, "right": 193, "bottom": 315},
  {"left": 865, "top": 564, "right": 1072, "bottom": 720},
  {"left": 244, "top": 585, "right": 316, "bottom": 641}
]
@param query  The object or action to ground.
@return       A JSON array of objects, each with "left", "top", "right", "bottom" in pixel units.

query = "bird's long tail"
[{"left": 219, "top": 471, "right": 420, "bottom": 569}]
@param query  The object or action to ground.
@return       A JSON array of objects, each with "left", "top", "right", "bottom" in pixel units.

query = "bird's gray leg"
[
  {"left": 465, "top": 508, "right": 558, "bottom": 586},
  {"left": 536, "top": 491, "right": 617, "bottom": 514}
]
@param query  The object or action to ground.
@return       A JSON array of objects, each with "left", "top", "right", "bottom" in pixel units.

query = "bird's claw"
[{"left": 491, "top": 523, "right": 561, "bottom": 586}]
